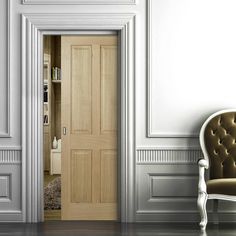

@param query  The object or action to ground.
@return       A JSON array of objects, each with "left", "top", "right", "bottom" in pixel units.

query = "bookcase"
[{"left": 44, "top": 55, "right": 50, "bottom": 126}]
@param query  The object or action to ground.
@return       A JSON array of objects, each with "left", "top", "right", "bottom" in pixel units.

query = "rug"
[{"left": 44, "top": 177, "right": 61, "bottom": 210}]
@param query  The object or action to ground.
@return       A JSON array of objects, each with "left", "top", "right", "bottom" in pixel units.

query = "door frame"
[{"left": 22, "top": 13, "right": 136, "bottom": 223}]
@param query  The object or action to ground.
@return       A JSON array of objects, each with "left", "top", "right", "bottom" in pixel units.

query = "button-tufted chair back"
[{"left": 204, "top": 112, "right": 236, "bottom": 179}]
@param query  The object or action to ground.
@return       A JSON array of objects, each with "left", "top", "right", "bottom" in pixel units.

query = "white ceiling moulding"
[
  {"left": 22, "top": 0, "right": 136, "bottom": 5},
  {"left": 22, "top": 13, "right": 136, "bottom": 223},
  {"left": 0, "top": 0, "right": 11, "bottom": 138}
]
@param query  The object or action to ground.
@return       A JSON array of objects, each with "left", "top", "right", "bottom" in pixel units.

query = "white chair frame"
[{"left": 198, "top": 109, "right": 236, "bottom": 230}]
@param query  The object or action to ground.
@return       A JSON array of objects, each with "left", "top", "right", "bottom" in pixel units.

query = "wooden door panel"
[
  {"left": 71, "top": 46, "right": 92, "bottom": 134},
  {"left": 71, "top": 150, "right": 92, "bottom": 203},
  {"left": 101, "top": 150, "right": 117, "bottom": 203},
  {"left": 92, "top": 151, "right": 101, "bottom": 203},
  {"left": 100, "top": 46, "right": 117, "bottom": 134},
  {"left": 62, "top": 35, "right": 118, "bottom": 220},
  {"left": 67, "top": 203, "right": 117, "bottom": 220}
]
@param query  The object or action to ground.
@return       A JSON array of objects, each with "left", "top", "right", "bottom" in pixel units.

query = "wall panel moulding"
[
  {"left": 22, "top": 0, "right": 136, "bottom": 5},
  {"left": 147, "top": 0, "right": 236, "bottom": 138},
  {"left": 0, "top": 148, "right": 22, "bottom": 222},
  {"left": 136, "top": 148, "right": 202, "bottom": 164},
  {"left": 0, "top": 0, "right": 11, "bottom": 138},
  {"left": 0, "top": 149, "right": 22, "bottom": 164}
]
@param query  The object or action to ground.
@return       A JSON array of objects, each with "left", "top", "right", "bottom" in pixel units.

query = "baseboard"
[{"left": 0, "top": 211, "right": 23, "bottom": 222}]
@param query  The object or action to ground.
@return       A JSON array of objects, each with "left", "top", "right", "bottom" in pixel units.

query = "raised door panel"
[
  {"left": 71, "top": 150, "right": 92, "bottom": 203},
  {"left": 71, "top": 46, "right": 92, "bottom": 134},
  {"left": 101, "top": 150, "right": 117, "bottom": 203},
  {"left": 0, "top": 176, "right": 9, "bottom": 198},
  {"left": 100, "top": 46, "right": 117, "bottom": 134}
]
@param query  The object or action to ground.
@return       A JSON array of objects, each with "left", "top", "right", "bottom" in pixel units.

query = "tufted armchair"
[{"left": 198, "top": 109, "right": 236, "bottom": 230}]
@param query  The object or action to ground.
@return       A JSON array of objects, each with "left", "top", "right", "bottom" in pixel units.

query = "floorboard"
[
  {"left": 44, "top": 210, "right": 61, "bottom": 220},
  {"left": 0, "top": 222, "right": 236, "bottom": 236}
]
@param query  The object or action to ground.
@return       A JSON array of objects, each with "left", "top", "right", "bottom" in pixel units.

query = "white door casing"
[{"left": 22, "top": 13, "right": 136, "bottom": 222}]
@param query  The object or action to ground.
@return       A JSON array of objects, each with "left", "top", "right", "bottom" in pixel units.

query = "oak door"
[{"left": 61, "top": 35, "right": 118, "bottom": 220}]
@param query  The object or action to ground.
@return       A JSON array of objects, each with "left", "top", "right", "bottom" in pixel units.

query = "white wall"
[
  {"left": 149, "top": 0, "right": 236, "bottom": 139},
  {"left": 136, "top": 0, "right": 236, "bottom": 222},
  {"left": 1, "top": 0, "right": 236, "bottom": 222}
]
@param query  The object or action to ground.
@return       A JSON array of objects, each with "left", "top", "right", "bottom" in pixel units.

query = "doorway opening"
[
  {"left": 43, "top": 33, "right": 119, "bottom": 221},
  {"left": 43, "top": 35, "right": 62, "bottom": 220}
]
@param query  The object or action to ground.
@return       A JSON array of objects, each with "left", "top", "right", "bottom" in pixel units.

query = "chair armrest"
[
  {"left": 198, "top": 158, "right": 208, "bottom": 193},
  {"left": 198, "top": 158, "right": 209, "bottom": 169}
]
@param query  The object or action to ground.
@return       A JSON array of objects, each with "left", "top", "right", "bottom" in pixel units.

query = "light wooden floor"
[
  {"left": 44, "top": 210, "right": 61, "bottom": 221},
  {"left": 0, "top": 222, "right": 236, "bottom": 236}
]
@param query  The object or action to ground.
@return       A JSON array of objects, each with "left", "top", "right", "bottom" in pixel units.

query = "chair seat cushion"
[{"left": 207, "top": 178, "right": 236, "bottom": 195}]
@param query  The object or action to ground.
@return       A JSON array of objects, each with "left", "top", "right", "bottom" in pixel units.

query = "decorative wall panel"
[
  {"left": 0, "top": 149, "right": 21, "bottom": 164},
  {"left": 150, "top": 175, "right": 198, "bottom": 198},
  {"left": 137, "top": 164, "right": 199, "bottom": 215},
  {"left": 136, "top": 148, "right": 202, "bottom": 164},
  {"left": 0, "top": 149, "right": 22, "bottom": 221},
  {"left": 0, "top": 0, "right": 11, "bottom": 137},
  {"left": 136, "top": 148, "right": 236, "bottom": 222},
  {"left": 147, "top": 0, "right": 236, "bottom": 137},
  {"left": 0, "top": 175, "right": 10, "bottom": 199}
]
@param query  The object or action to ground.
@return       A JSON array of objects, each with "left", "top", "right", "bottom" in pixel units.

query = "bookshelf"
[
  {"left": 43, "top": 36, "right": 52, "bottom": 172},
  {"left": 43, "top": 60, "right": 50, "bottom": 126}
]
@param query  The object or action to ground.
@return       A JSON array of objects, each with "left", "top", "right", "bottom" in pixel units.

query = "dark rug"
[{"left": 44, "top": 177, "right": 61, "bottom": 210}]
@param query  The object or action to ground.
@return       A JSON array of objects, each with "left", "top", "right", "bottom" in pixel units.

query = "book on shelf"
[
  {"left": 44, "top": 115, "right": 48, "bottom": 124},
  {"left": 52, "top": 67, "right": 61, "bottom": 81},
  {"left": 44, "top": 85, "right": 48, "bottom": 103}
]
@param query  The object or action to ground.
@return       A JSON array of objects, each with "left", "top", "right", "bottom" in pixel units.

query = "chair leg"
[
  {"left": 197, "top": 191, "right": 208, "bottom": 230},
  {"left": 213, "top": 199, "right": 219, "bottom": 225}
]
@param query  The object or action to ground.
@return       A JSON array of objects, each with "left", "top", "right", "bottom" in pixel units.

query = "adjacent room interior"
[{"left": 43, "top": 35, "right": 62, "bottom": 220}]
